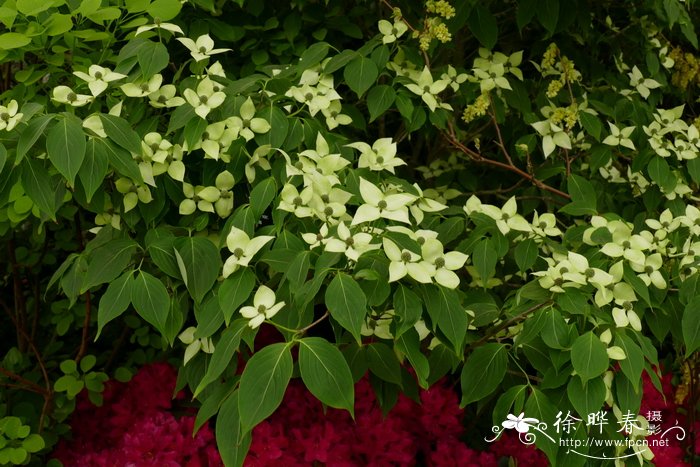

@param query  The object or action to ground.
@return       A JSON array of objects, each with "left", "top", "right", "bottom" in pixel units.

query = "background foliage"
[{"left": 1, "top": 0, "right": 700, "bottom": 465}]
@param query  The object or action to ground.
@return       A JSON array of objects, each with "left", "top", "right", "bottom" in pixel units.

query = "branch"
[
  {"left": 0, "top": 367, "right": 48, "bottom": 396},
  {"left": 297, "top": 311, "right": 330, "bottom": 335}
]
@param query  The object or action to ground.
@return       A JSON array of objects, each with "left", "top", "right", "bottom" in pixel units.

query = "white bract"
[
  {"left": 184, "top": 78, "right": 226, "bottom": 119},
  {"left": 0, "top": 100, "right": 22, "bottom": 131},
  {"left": 52, "top": 86, "right": 93, "bottom": 107},
  {"left": 383, "top": 238, "right": 434, "bottom": 283},
  {"left": 352, "top": 178, "right": 415, "bottom": 225},
  {"left": 404, "top": 66, "right": 452, "bottom": 112},
  {"left": 121, "top": 74, "right": 163, "bottom": 98},
  {"left": 378, "top": 19, "right": 407, "bottom": 44},
  {"left": 531, "top": 119, "right": 571, "bottom": 158},
  {"left": 177, "top": 34, "right": 231, "bottom": 62},
  {"left": 347, "top": 138, "right": 406, "bottom": 173},
  {"left": 421, "top": 238, "right": 468, "bottom": 288},
  {"left": 602, "top": 122, "right": 636, "bottom": 150},
  {"left": 222, "top": 228, "right": 274, "bottom": 278},
  {"left": 179, "top": 183, "right": 220, "bottom": 215},
  {"left": 226, "top": 97, "right": 271, "bottom": 141},
  {"left": 324, "top": 222, "right": 379, "bottom": 261},
  {"left": 478, "top": 196, "right": 532, "bottom": 235},
  {"left": 239, "top": 286, "right": 285, "bottom": 329},
  {"left": 178, "top": 327, "right": 214, "bottom": 365}
]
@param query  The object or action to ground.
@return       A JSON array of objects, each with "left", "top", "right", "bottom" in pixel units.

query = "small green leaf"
[
  {"left": 460, "top": 343, "right": 508, "bottom": 406},
  {"left": 299, "top": 337, "right": 355, "bottom": 415},
  {"left": 367, "top": 85, "right": 396, "bottom": 122},
  {"left": 0, "top": 32, "right": 30, "bottom": 49},
  {"left": 325, "top": 273, "right": 367, "bottom": 343},
  {"left": 46, "top": 116, "right": 86, "bottom": 185},
  {"left": 238, "top": 343, "right": 293, "bottom": 432},
  {"left": 97, "top": 270, "right": 134, "bottom": 339},
  {"left": 570, "top": 332, "right": 609, "bottom": 382},
  {"left": 344, "top": 56, "right": 378, "bottom": 98},
  {"left": 219, "top": 268, "right": 256, "bottom": 325},
  {"left": 131, "top": 271, "right": 170, "bottom": 335}
]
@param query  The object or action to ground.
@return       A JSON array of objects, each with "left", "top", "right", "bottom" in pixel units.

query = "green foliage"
[{"left": 1, "top": 0, "right": 700, "bottom": 465}]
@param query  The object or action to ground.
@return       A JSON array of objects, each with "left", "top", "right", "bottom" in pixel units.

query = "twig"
[
  {"left": 297, "top": 311, "right": 330, "bottom": 335},
  {"left": 0, "top": 367, "right": 48, "bottom": 395},
  {"left": 465, "top": 300, "right": 553, "bottom": 353},
  {"left": 75, "top": 291, "right": 92, "bottom": 363}
]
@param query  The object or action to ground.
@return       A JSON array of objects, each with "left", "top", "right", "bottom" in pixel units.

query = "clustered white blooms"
[
  {"left": 0, "top": 100, "right": 23, "bottom": 131},
  {"left": 285, "top": 66, "right": 351, "bottom": 129}
]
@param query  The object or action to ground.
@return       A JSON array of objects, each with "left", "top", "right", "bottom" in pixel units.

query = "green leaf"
[
  {"left": 514, "top": 238, "right": 538, "bottom": 272},
  {"left": 219, "top": 268, "right": 256, "bottom": 325},
  {"left": 648, "top": 156, "right": 676, "bottom": 193},
  {"left": 298, "top": 42, "right": 329, "bottom": 70},
  {"left": 98, "top": 139, "right": 143, "bottom": 182},
  {"left": 366, "top": 342, "right": 402, "bottom": 385},
  {"left": 299, "top": 337, "right": 355, "bottom": 415},
  {"left": 184, "top": 117, "right": 208, "bottom": 151},
  {"left": 367, "top": 85, "right": 396, "bottom": 122},
  {"left": 467, "top": 5, "right": 498, "bottom": 49},
  {"left": 615, "top": 334, "right": 644, "bottom": 391},
  {"left": 0, "top": 32, "right": 30, "bottom": 49},
  {"left": 687, "top": 158, "right": 700, "bottom": 185},
  {"left": 516, "top": 0, "right": 537, "bottom": 30},
  {"left": 393, "top": 285, "right": 423, "bottom": 337},
  {"left": 147, "top": 0, "right": 182, "bottom": 21},
  {"left": 537, "top": 0, "right": 559, "bottom": 34},
  {"left": 96, "top": 270, "right": 134, "bottom": 339},
  {"left": 79, "top": 138, "right": 109, "bottom": 202},
  {"left": 100, "top": 114, "right": 143, "bottom": 155},
  {"left": 344, "top": 56, "right": 378, "bottom": 98},
  {"left": 567, "top": 376, "right": 606, "bottom": 420},
  {"left": 249, "top": 176, "right": 277, "bottom": 219},
  {"left": 194, "top": 319, "right": 249, "bottom": 397},
  {"left": 564, "top": 174, "right": 597, "bottom": 214},
  {"left": 682, "top": 296, "right": 700, "bottom": 357},
  {"left": 424, "top": 285, "right": 468, "bottom": 352},
  {"left": 16, "top": 114, "right": 53, "bottom": 165},
  {"left": 579, "top": 112, "right": 602, "bottom": 141},
  {"left": 460, "top": 343, "right": 508, "bottom": 406},
  {"left": 46, "top": 116, "right": 86, "bottom": 185},
  {"left": 238, "top": 343, "right": 293, "bottom": 432},
  {"left": 167, "top": 104, "right": 196, "bottom": 134},
  {"left": 395, "top": 328, "right": 429, "bottom": 388},
  {"left": 174, "top": 237, "right": 221, "bottom": 303},
  {"left": 21, "top": 158, "right": 58, "bottom": 220},
  {"left": 570, "top": 332, "right": 608, "bottom": 382},
  {"left": 137, "top": 40, "right": 169, "bottom": 78},
  {"left": 254, "top": 105, "right": 288, "bottom": 148},
  {"left": 0, "top": 143, "right": 5, "bottom": 175},
  {"left": 131, "top": 271, "right": 170, "bottom": 335},
  {"left": 216, "top": 391, "right": 251, "bottom": 467},
  {"left": 82, "top": 239, "right": 138, "bottom": 292},
  {"left": 194, "top": 292, "right": 224, "bottom": 339},
  {"left": 325, "top": 273, "right": 367, "bottom": 343},
  {"left": 323, "top": 49, "right": 359, "bottom": 74},
  {"left": 472, "top": 238, "right": 497, "bottom": 287},
  {"left": 284, "top": 251, "right": 310, "bottom": 291}
]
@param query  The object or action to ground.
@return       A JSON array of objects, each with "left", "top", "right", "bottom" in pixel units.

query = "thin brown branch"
[
  {"left": 0, "top": 367, "right": 48, "bottom": 396},
  {"left": 297, "top": 311, "right": 330, "bottom": 335},
  {"left": 75, "top": 291, "right": 92, "bottom": 363}
]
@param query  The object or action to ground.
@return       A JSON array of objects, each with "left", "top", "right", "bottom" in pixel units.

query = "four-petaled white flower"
[
  {"left": 0, "top": 100, "right": 23, "bottom": 131},
  {"left": 404, "top": 66, "right": 452, "bottom": 112},
  {"left": 531, "top": 119, "right": 571, "bottom": 158},
  {"left": 421, "top": 238, "right": 468, "bottom": 289},
  {"left": 121, "top": 74, "right": 163, "bottom": 98},
  {"left": 179, "top": 183, "right": 220, "bottom": 215},
  {"left": 352, "top": 178, "right": 415, "bottom": 225},
  {"left": 603, "top": 122, "right": 636, "bottom": 150},
  {"left": 177, "top": 34, "right": 231, "bottom": 62},
  {"left": 184, "top": 77, "right": 226, "bottom": 119},
  {"left": 502, "top": 413, "right": 540, "bottom": 433},
  {"left": 226, "top": 97, "right": 271, "bottom": 141},
  {"left": 479, "top": 196, "right": 532, "bottom": 235},
  {"left": 378, "top": 19, "right": 408, "bottom": 44},
  {"left": 239, "top": 286, "right": 285, "bottom": 329},
  {"left": 74, "top": 65, "right": 126, "bottom": 96},
  {"left": 627, "top": 66, "right": 660, "bottom": 100},
  {"left": 52, "top": 86, "right": 94, "bottom": 107},
  {"left": 222, "top": 227, "right": 274, "bottom": 278},
  {"left": 324, "top": 222, "right": 379, "bottom": 261},
  {"left": 149, "top": 85, "right": 186, "bottom": 108},
  {"left": 383, "top": 238, "right": 434, "bottom": 283},
  {"left": 178, "top": 327, "right": 214, "bottom": 365},
  {"left": 347, "top": 138, "right": 406, "bottom": 173}
]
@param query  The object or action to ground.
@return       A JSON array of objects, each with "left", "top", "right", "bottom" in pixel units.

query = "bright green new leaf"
[
  {"left": 0, "top": 32, "right": 31, "bottom": 50},
  {"left": 299, "top": 337, "right": 355, "bottom": 415},
  {"left": 238, "top": 343, "right": 293, "bottom": 433}
]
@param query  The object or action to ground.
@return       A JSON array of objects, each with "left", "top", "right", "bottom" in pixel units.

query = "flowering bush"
[{"left": 1, "top": 0, "right": 700, "bottom": 465}]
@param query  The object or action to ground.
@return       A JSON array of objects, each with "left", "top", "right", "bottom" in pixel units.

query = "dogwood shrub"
[{"left": 1, "top": 0, "right": 700, "bottom": 465}]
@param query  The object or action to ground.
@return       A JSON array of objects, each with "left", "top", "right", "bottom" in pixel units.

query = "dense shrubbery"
[{"left": 1, "top": 0, "right": 700, "bottom": 465}]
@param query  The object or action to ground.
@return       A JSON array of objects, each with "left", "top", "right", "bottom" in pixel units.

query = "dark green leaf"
[
  {"left": 366, "top": 342, "right": 402, "bottom": 385},
  {"left": 219, "top": 268, "right": 256, "bottom": 325},
  {"left": 137, "top": 40, "right": 169, "bottom": 78},
  {"left": 344, "top": 56, "right": 378, "bottom": 98},
  {"left": 284, "top": 251, "right": 310, "bottom": 291},
  {"left": 79, "top": 138, "right": 109, "bottom": 202},
  {"left": 216, "top": 391, "right": 251, "bottom": 467},
  {"left": 537, "top": 0, "right": 559, "bottom": 34},
  {"left": 299, "top": 337, "right": 355, "bottom": 415},
  {"left": 46, "top": 116, "right": 86, "bottom": 185},
  {"left": 395, "top": 328, "right": 429, "bottom": 388},
  {"left": 579, "top": 112, "right": 602, "bottom": 141},
  {"left": 82, "top": 239, "right": 138, "bottom": 292},
  {"left": 514, "top": 238, "right": 538, "bottom": 272},
  {"left": 100, "top": 114, "right": 143, "bottom": 155},
  {"left": 194, "top": 319, "right": 249, "bottom": 397},
  {"left": 21, "top": 158, "right": 58, "bottom": 220},
  {"left": 615, "top": 334, "right": 644, "bottom": 391},
  {"left": 249, "top": 176, "right": 277, "bottom": 218},
  {"left": 98, "top": 139, "right": 143, "bottom": 182},
  {"left": 96, "top": 271, "right": 134, "bottom": 339},
  {"left": 570, "top": 332, "right": 608, "bottom": 382},
  {"left": 131, "top": 271, "right": 170, "bottom": 335},
  {"left": 238, "top": 343, "right": 293, "bottom": 432},
  {"left": 460, "top": 343, "right": 507, "bottom": 406},
  {"left": 16, "top": 114, "right": 53, "bottom": 165},
  {"left": 567, "top": 376, "right": 606, "bottom": 420},
  {"left": 393, "top": 285, "right": 423, "bottom": 337},
  {"left": 325, "top": 273, "right": 367, "bottom": 343},
  {"left": 367, "top": 85, "right": 396, "bottom": 122},
  {"left": 682, "top": 296, "right": 700, "bottom": 357},
  {"left": 424, "top": 285, "right": 468, "bottom": 352},
  {"left": 467, "top": 5, "right": 498, "bottom": 49},
  {"left": 472, "top": 238, "right": 497, "bottom": 287},
  {"left": 174, "top": 237, "right": 222, "bottom": 303}
]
